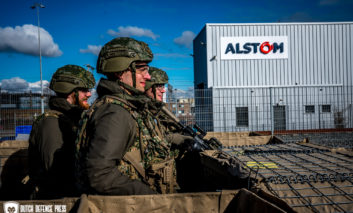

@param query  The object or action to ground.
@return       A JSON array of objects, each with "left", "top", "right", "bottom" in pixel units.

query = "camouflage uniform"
[
  {"left": 28, "top": 65, "right": 95, "bottom": 199},
  {"left": 145, "top": 67, "right": 188, "bottom": 146},
  {"left": 75, "top": 38, "right": 176, "bottom": 195}
]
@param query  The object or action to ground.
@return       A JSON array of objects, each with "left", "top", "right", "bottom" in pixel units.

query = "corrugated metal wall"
[
  {"left": 193, "top": 22, "right": 353, "bottom": 132},
  {"left": 202, "top": 22, "right": 353, "bottom": 88}
]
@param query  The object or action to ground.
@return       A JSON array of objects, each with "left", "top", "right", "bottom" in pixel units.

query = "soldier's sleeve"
[
  {"left": 85, "top": 104, "right": 156, "bottom": 195},
  {"left": 166, "top": 133, "right": 193, "bottom": 146}
]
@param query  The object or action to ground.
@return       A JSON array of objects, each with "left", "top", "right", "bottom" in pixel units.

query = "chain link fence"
[
  {"left": 0, "top": 92, "right": 51, "bottom": 140},
  {"left": 1, "top": 85, "right": 352, "bottom": 141},
  {"left": 195, "top": 85, "right": 353, "bottom": 134}
]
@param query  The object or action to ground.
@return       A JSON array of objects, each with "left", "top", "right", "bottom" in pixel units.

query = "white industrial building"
[{"left": 193, "top": 22, "right": 353, "bottom": 132}]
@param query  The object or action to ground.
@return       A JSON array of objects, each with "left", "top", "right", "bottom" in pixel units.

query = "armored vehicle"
[{"left": 1, "top": 131, "right": 353, "bottom": 212}]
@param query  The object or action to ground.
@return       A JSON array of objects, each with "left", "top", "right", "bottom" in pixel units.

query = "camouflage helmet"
[
  {"left": 96, "top": 37, "right": 153, "bottom": 74},
  {"left": 49, "top": 65, "right": 95, "bottom": 94},
  {"left": 145, "top": 67, "right": 169, "bottom": 90}
]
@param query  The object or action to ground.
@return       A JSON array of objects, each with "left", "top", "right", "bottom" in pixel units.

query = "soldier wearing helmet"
[
  {"left": 49, "top": 65, "right": 95, "bottom": 109},
  {"left": 75, "top": 37, "right": 177, "bottom": 196},
  {"left": 145, "top": 67, "right": 192, "bottom": 150},
  {"left": 28, "top": 65, "right": 95, "bottom": 199},
  {"left": 145, "top": 67, "right": 168, "bottom": 102}
]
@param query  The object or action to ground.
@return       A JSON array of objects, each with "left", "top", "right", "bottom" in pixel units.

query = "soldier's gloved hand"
[{"left": 166, "top": 133, "right": 193, "bottom": 146}]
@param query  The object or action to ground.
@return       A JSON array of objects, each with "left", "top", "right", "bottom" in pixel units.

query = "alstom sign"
[{"left": 220, "top": 36, "right": 288, "bottom": 60}]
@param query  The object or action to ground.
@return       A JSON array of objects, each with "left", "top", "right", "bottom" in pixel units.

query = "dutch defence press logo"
[
  {"left": 3, "top": 201, "right": 19, "bottom": 213},
  {"left": 2, "top": 202, "right": 67, "bottom": 213}
]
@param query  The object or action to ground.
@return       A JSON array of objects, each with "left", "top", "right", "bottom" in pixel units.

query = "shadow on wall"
[{"left": 0, "top": 148, "right": 32, "bottom": 200}]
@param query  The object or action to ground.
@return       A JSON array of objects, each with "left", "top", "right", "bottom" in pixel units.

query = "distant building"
[
  {"left": 167, "top": 84, "right": 174, "bottom": 103},
  {"left": 165, "top": 98, "right": 195, "bottom": 126},
  {"left": 0, "top": 92, "right": 50, "bottom": 138},
  {"left": 193, "top": 22, "right": 353, "bottom": 132},
  {"left": 166, "top": 98, "right": 194, "bottom": 115}
]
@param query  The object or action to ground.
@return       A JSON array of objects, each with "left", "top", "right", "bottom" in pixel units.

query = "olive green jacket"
[
  {"left": 28, "top": 96, "right": 83, "bottom": 198},
  {"left": 82, "top": 79, "right": 156, "bottom": 195}
]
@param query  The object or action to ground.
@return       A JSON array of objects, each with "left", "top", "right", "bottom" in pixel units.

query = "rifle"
[
  {"left": 161, "top": 107, "right": 254, "bottom": 192},
  {"left": 161, "top": 106, "right": 222, "bottom": 151}
]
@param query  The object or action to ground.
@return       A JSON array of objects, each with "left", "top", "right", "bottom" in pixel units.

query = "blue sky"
[{"left": 1, "top": 0, "right": 353, "bottom": 92}]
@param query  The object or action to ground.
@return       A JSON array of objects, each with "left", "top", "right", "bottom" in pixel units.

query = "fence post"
[
  {"left": 223, "top": 106, "right": 226, "bottom": 132},
  {"left": 270, "top": 87, "right": 274, "bottom": 136}
]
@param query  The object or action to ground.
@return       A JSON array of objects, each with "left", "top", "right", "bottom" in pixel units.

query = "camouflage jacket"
[
  {"left": 76, "top": 79, "right": 175, "bottom": 195},
  {"left": 28, "top": 96, "right": 83, "bottom": 199},
  {"left": 147, "top": 100, "right": 187, "bottom": 146}
]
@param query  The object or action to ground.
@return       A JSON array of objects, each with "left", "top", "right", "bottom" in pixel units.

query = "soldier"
[
  {"left": 28, "top": 65, "right": 95, "bottom": 199},
  {"left": 145, "top": 67, "right": 168, "bottom": 102},
  {"left": 145, "top": 67, "right": 190, "bottom": 144},
  {"left": 75, "top": 37, "right": 176, "bottom": 196}
]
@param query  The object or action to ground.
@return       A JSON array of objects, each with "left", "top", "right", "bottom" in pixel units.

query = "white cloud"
[
  {"left": 29, "top": 80, "right": 50, "bottom": 93},
  {"left": 154, "top": 53, "right": 190, "bottom": 58},
  {"left": 80, "top": 45, "right": 102, "bottom": 56},
  {"left": 0, "top": 24, "right": 62, "bottom": 57},
  {"left": 0, "top": 77, "right": 50, "bottom": 93},
  {"left": 172, "top": 87, "right": 194, "bottom": 99},
  {"left": 1, "top": 77, "right": 29, "bottom": 92},
  {"left": 173, "top": 31, "right": 196, "bottom": 49},
  {"left": 107, "top": 26, "right": 159, "bottom": 40}
]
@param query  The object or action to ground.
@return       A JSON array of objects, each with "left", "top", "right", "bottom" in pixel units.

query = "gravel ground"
[{"left": 276, "top": 132, "right": 353, "bottom": 149}]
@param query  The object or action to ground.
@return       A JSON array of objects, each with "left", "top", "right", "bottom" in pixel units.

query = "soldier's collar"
[{"left": 49, "top": 96, "right": 83, "bottom": 117}]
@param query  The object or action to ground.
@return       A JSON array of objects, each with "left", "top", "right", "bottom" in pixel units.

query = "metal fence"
[
  {"left": 0, "top": 92, "right": 51, "bottom": 140},
  {"left": 1, "top": 85, "right": 353, "bottom": 141},
  {"left": 195, "top": 85, "right": 353, "bottom": 133}
]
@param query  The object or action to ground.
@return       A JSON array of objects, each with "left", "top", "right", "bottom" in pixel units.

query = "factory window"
[
  {"left": 305, "top": 105, "right": 315, "bottom": 113},
  {"left": 322, "top": 105, "right": 331, "bottom": 113},
  {"left": 236, "top": 107, "right": 249, "bottom": 127}
]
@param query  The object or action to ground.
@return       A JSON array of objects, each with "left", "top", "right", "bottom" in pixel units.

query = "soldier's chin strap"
[
  {"left": 130, "top": 62, "right": 137, "bottom": 88},
  {"left": 152, "top": 85, "right": 157, "bottom": 100},
  {"left": 117, "top": 62, "right": 146, "bottom": 96},
  {"left": 74, "top": 88, "right": 80, "bottom": 106}
]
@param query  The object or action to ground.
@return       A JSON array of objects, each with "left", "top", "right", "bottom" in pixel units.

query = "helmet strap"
[
  {"left": 130, "top": 62, "right": 137, "bottom": 88},
  {"left": 74, "top": 89, "right": 80, "bottom": 106},
  {"left": 152, "top": 86, "right": 157, "bottom": 100}
]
